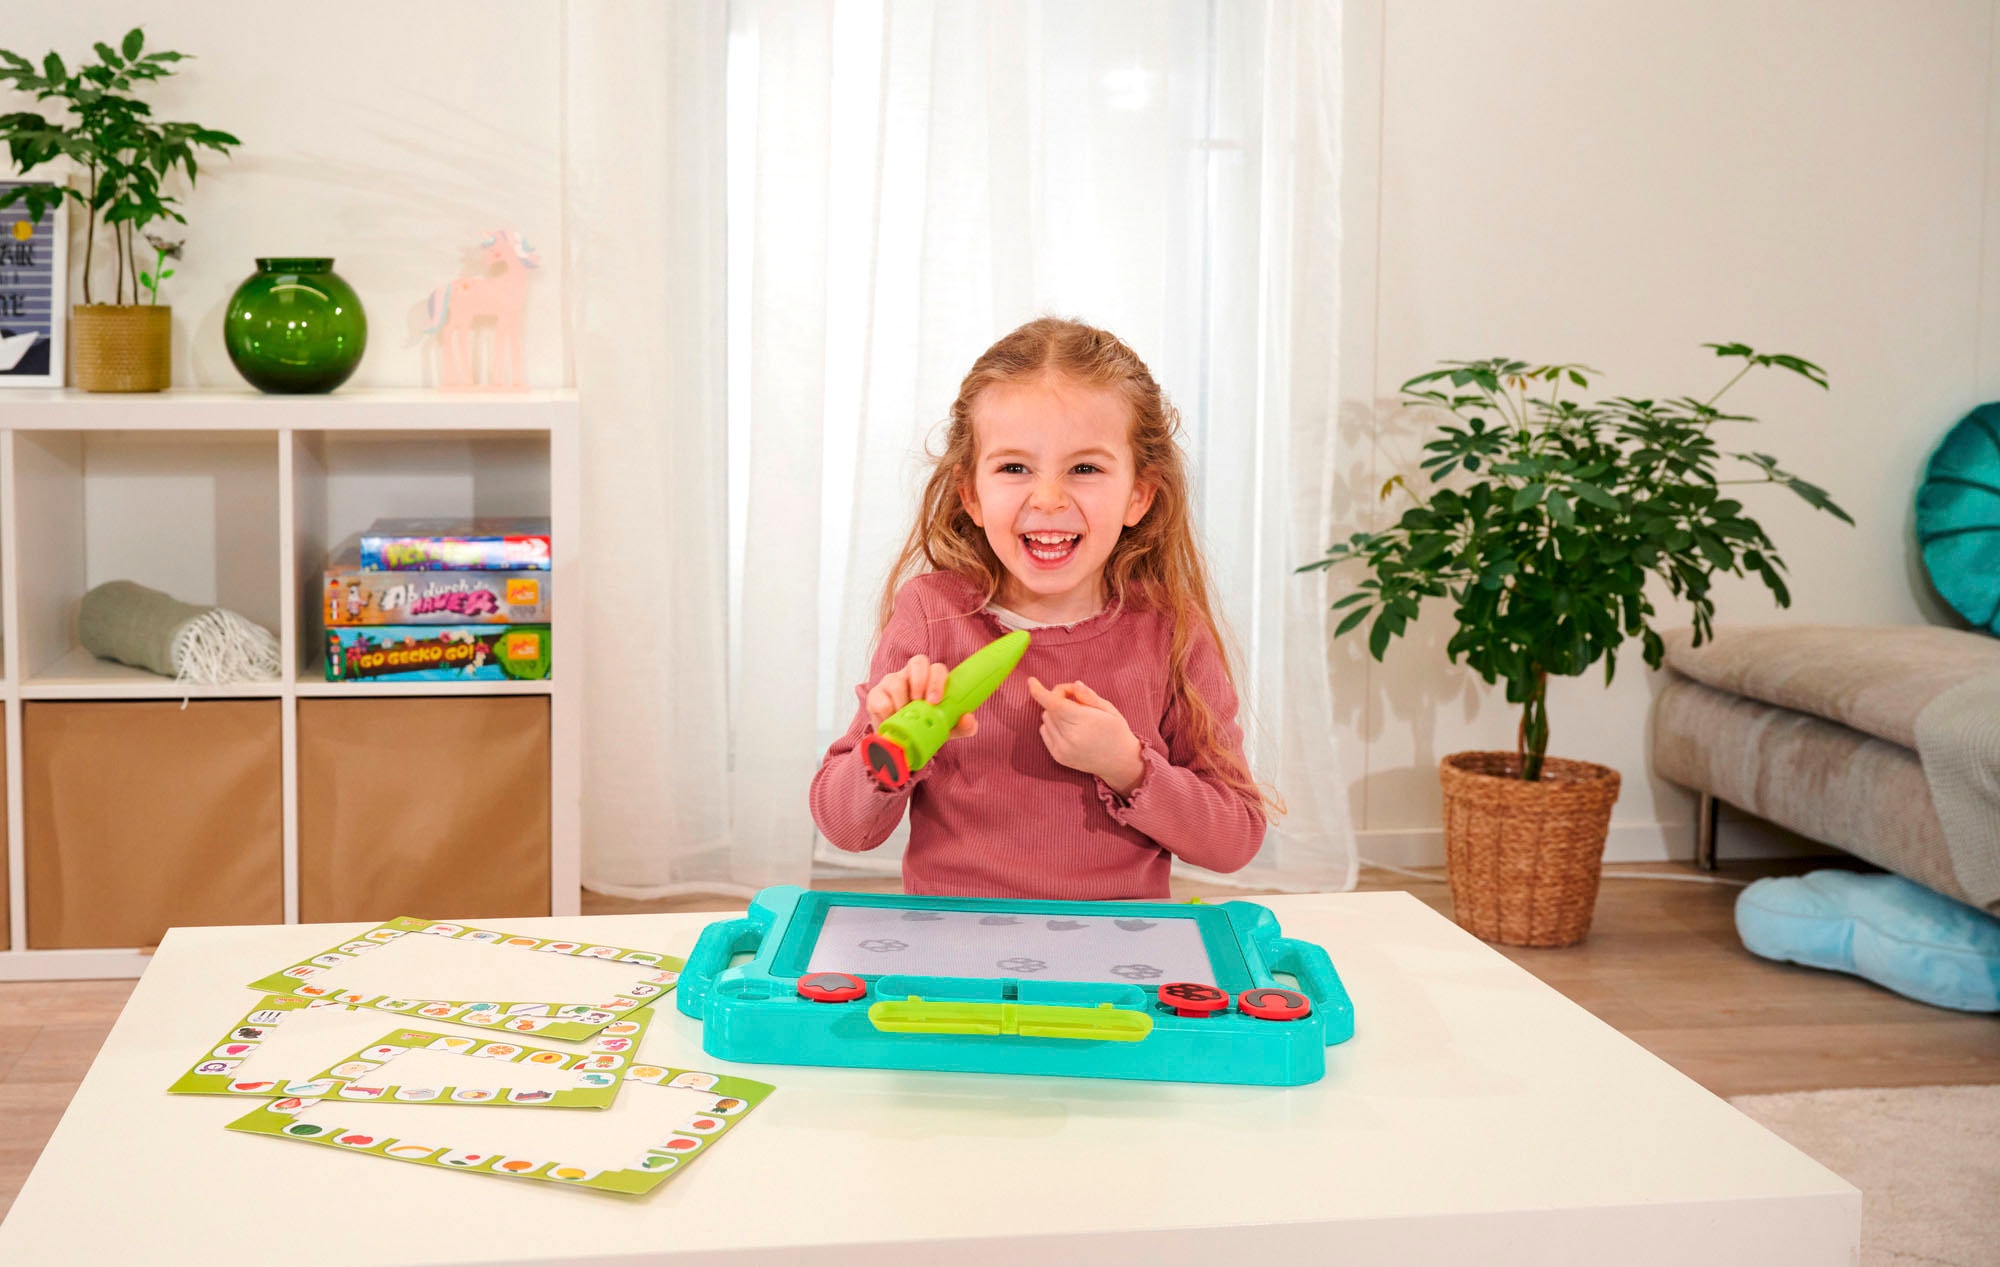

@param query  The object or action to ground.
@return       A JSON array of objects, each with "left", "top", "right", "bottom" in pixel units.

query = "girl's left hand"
[{"left": 1026, "top": 677, "right": 1146, "bottom": 797}]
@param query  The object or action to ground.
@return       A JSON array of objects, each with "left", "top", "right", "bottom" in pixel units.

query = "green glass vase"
[{"left": 224, "top": 258, "right": 367, "bottom": 393}]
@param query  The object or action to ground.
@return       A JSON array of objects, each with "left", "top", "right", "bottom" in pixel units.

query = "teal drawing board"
[{"left": 677, "top": 886, "right": 1354, "bottom": 1086}]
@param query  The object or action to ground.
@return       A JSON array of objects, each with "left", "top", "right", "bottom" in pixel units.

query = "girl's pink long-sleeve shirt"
[{"left": 809, "top": 571, "right": 1266, "bottom": 899}]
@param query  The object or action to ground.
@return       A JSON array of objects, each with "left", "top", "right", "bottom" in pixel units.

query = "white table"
[{"left": 0, "top": 893, "right": 1859, "bottom": 1266}]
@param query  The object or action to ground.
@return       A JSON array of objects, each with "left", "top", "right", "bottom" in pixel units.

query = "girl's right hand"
[{"left": 866, "top": 655, "right": 978, "bottom": 738}]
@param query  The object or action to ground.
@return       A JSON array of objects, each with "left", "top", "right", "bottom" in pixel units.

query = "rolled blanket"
[{"left": 79, "top": 580, "right": 281, "bottom": 684}]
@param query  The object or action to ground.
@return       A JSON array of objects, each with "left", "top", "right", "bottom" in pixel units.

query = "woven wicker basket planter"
[
  {"left": 72, "top": 304, "right": 171, "bottom": 392},
  {"left": 1439, "top": 751, "right": 1622, "bottom": 948}
]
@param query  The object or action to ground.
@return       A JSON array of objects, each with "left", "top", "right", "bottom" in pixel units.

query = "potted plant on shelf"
[
  {"left": 1303, "top": 344, "right": 1852, "bottom": 947},
  {"left": 0, "top": 28, "right": 238, "bottom": 391}
]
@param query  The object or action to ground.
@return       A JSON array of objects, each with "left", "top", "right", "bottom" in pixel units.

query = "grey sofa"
[{"left": 1650, "top": 625, "right": 2000, "bottom": 913}]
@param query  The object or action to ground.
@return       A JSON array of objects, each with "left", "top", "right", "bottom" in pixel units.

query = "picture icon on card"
[
  {"left": 494, "top": 1157, "right": 546, "bottom": 1175},
  {"left": 440, "top": 1150, "right": 495, "bottom": 1167}
]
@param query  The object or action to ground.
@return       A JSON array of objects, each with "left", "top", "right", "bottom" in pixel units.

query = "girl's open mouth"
[{"left": 1021, "top": 531, "right": 1081, "bottom": 568}]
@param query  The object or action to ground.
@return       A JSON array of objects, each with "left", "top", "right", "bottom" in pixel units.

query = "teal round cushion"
[
  {"left": 1916, "top": 403, "right": 2000, "bottom": 632},
  {"left": 1736, "top": 870, "right": 2000, "bottom": 1012}
]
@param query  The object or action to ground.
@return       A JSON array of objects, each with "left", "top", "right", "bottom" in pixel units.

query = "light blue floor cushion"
[{"left": 1736, "top": 870, "right": 2000, "bottom": 1012}]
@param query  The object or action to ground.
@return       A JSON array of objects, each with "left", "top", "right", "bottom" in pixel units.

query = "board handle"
[
  {"left": 676, "top": 917, "right": 765, "bottom": 1019},
  {"left": 1267, "top": 935, "right": 1356, "bottom": 1045},
  {"left": 868, "top": 998, "right": 1153, "bottom": 1042}
]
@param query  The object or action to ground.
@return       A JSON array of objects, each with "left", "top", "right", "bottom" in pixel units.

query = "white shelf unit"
[{"left": 0, "top": 389, "right": 582, "bottom": 980}]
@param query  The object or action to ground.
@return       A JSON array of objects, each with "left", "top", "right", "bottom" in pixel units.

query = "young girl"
[{"left": 809, "top": 317, "right": 1273, "bottom": 899}]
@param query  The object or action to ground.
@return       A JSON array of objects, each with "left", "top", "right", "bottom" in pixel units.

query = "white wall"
[
  {"left": 1349, "top": 0, "right": 1993, "bottom": 864},
  {"left": 12, "top": 0, "right": 1991, "bottom": 870},
  {"left": 1, "top": 2, "right": 567, "bottom": 389}
]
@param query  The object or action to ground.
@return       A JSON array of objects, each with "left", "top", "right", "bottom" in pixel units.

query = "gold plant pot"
[
  {"left": 72, "top": 304, "right": 172, "bottom": 393},
  {"left": 1439, "top": 750, "right": 1622, "bottom": 947}
]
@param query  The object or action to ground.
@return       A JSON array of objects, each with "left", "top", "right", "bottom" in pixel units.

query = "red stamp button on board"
[
  {"left": 797, "top": 972, "right": 867, "bottom": 1004},
  {"left": 1237, "top": 987, "right": 1312, "bottom": 1021},
  {"left": 1158, "top": 982, "right": 1229, "bottom": 1018}
]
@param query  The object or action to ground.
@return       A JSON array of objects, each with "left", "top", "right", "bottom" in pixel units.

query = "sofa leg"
[{"left": 1694, "top": 792, "right": 1721, "bottom": 872}]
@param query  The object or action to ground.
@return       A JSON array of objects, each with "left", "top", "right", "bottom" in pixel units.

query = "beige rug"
[{"left": 1730, "top": 1085, "right": 2000, "bottom": 1267}]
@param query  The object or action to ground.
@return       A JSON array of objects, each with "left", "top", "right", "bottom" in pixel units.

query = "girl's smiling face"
[{"left": 961, "top": 374, "right": 1156, "bottom": 623}]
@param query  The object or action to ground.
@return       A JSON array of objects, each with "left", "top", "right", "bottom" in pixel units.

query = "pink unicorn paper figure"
[{"left": 422, "top": 229, "right": 538, "bottom": 391}]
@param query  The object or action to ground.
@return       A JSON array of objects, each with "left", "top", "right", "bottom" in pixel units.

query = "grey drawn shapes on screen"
[
  {"left": 900, "top": 910, "right": 945, "bottom": 922},
  {"left": 997, "top": 957, "right": 1048, "bottom": 974},
  {"left": 859, "top": 938, "right": 908, "bottom": 953},
  {"left": 1115, "top": 920, "right": 1156, "bottom": 932},
  {"left": 1046, "top": 920, "right": 1088, "bottom": 932},
  {"left": 1110, "top": 963, "right": 1163, "bottom": 980},
  {"left": 979, "top": 916, "right": 1022, "bottom": 926}
]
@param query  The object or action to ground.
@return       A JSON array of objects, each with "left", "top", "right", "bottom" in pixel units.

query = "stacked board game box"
[
  {"left": 358, "top": 517, "right": 552, "bottom": 571},
  {"left": 323, "top": 518, "right": 552, "bottom": 682}
]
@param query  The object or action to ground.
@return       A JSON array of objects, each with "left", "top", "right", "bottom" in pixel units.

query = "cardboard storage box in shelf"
[
  {"left": 23, "top": 701, "right": 283, "bottom": 949},
  {"left": 297, "top": 696, "right": 551, "bottom": 922}
]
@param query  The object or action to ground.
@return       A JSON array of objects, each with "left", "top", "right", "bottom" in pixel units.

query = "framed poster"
[{"left": 0, "top": 180, "right": 66, "bottom": 387}]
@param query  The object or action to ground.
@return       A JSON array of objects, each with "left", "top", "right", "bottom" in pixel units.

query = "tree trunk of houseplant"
[
  {"left": 1438, "top": 751, "right": 1621, "bottom": 947},
  {"left": 72, "top": 304, "right": 171, "bottom": 392}
]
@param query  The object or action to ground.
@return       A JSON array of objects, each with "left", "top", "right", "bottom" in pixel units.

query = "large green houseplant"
[
  {"left": 0, "top": 28, "right": 238, "bottom": 390},
  {"left": 1303, "top": 343, "right": 1852, "bottom": 944}
]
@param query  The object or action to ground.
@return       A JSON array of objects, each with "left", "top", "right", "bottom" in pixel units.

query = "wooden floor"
[{"left": 5, "top": 858, "right": 1997, "bottom": 1220}]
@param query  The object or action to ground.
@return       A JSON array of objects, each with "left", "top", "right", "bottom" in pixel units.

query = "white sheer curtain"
[
  {"left": 568, "top": 0, "right": 1355, "bottom": 897},
  {"left": 732, "top": 0, "right": 1356, "bottom": 893},
  {"left": 566, "top": 2, "right": 813, "bottom": 898}
]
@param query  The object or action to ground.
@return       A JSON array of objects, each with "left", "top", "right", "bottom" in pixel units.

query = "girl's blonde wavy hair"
[{"left": 879, "top": 317, "right": 1277, "bottom": 820}]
